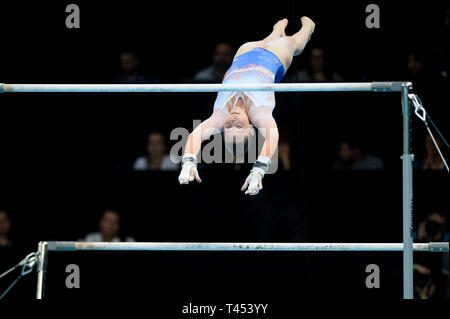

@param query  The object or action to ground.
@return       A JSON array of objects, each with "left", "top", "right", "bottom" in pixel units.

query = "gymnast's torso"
[{"left": 213, "top": 47, "right": 285, "bottom": 114}]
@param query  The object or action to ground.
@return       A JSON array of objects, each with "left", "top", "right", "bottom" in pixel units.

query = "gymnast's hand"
[
  {"left": 178, "top": 153, "right": 202, "bottom": 184},
  {"left": 241, "top": 156, "right": 271, "bottom": 195},
  {"left": 241, "top": 168, "right": 264, "bottom": 195}
]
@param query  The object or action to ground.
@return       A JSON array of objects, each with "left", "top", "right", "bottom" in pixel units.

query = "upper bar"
[
  {"left": 46, "top": 241, "right": 449, "bottom": 252},
  {"left": 0, "top": 82, "right": 406, "bottom": 93}
]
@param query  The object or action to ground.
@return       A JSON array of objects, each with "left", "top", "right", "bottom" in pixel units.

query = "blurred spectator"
[
  {"left": 116, "top": 50, "right": 158, "bottom": 84},
  {"left": 333, "top": 138, "right": 384, "bottom": 170},
  {"left": 432, "top": 6, "right": 449, "bottom": 80},
  {"left": 82, "top": 209, "right": 135, "bottom": 242},
  {"left": 287, "top": 47, "right": 343, "bottom": 82},
  {"left": 278, "top": 132, "right": 292, "bottom": 171},
  {"left": 0, "top": 210, "right": 13, "bottom": 247},
  {"left": 414, "top": 135, "right": 448, "bottom": 170},
  {"left": 193, "top": 42, "right": 233, "bottom": 82},
  {"left": 401, "top": 51, "right": 440, "bottom": 99},
  {"left": 414, "top": 211, "right": 448, "bottom": 243},
  {"left": 133, "top": 132, "right": 178, "bottom": 171},
  {"left": 413, "top": 211, "right": 448, "bottom": 299},
  {"left": 406, "top": 51, "right": 426, "bottom": 84}
]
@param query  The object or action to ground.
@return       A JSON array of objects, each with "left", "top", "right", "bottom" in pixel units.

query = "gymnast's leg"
[
  {"left": 288, "top": 16, "right": 315, "bottom": 56},
  {"left": 234, "top": 19, "right": 289, "bottom": 58},
  {"left": 261, "top": 16, "right": 315, "bottom": 71},
  {"left": 262, "top": 18, "right": 289, "bottom": 43}
]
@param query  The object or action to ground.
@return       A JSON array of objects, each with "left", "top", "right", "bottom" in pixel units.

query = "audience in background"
[
  {"left": 278, "top": 131, "right": 292, "bottom": 171},
  {"left": 287, "top": 47, "right": 343, "bottom": 82},
  {"left": 116, "top": 50, "right": 158, "bottom": 84},
  {"left": 404, "top": 51, "right": 427, "bottom": 93},
  {"left": 133, "top": 132, "right": 178, "bottom": 171},
  {"left": 413, "top": 211, "right": 448, "bottom": 299},
  {"left": 0, "top": 210, "right": 13, "bottom": 247},
  {"left": 414, "top": 135, "right": 447, "bottom": 171},
  {"left": 432, "top": 7, "right": 449, "bottom": 81},
  {"left": 82, "top": 209, "right": 135, "bottom": 242},
  {"left": 332, "top": 138, "right": 384, "bottom": 170},
  {"left": 407, "top": 52, "right": 425, "bottom": 81},
  {"left": 193, "top": 42, "right": 234, "bottom": 82},
  {"left": 414, "top": 211, "right": 448, "bottom": 243}
]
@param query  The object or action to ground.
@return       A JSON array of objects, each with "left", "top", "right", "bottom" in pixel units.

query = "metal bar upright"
[
  {"left": 401, "top": 82, "right": 414, "bottom": 299},
  {"left": 36, "top": 241, "right": 48, "bottom": 299}
]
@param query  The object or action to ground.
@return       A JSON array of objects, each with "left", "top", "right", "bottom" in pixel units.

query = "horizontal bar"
[
  {"left": 46, "top": 241, "right": 449, "bottom": 252},
  {"left": 0, "top": 82, "right": 408, "bottom": 93}
]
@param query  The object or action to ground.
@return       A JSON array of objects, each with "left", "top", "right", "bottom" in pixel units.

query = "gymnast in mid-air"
[{"left": 179, "top": 17, "right": 315, "bottom": 195}]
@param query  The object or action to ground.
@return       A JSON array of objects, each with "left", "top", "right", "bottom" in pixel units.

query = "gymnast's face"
[{"left": 223, "top": 106, "right": 253, "bottom": 142}]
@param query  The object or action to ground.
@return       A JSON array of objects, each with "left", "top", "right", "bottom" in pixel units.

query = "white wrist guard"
[
  {"left": 251, "top": 156, "right": 271, "bottom": 178},
  {"left": 182, "top": 153, "right": 198, "bottom": 166}
]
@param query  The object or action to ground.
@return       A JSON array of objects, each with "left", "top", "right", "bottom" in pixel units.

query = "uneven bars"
[
  {"left": 0, "top": 82, "right": 405, "bottom": 93},
  {"left": 2, "top": 81, "right": 419, "bottom": 298},
  {"left": 46, "top": 241, "right": 449, "bottom": 252}
]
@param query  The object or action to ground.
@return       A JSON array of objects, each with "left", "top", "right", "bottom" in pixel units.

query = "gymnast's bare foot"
[
  {"left": 300, "top": 16, "right": 315, "bottom": 38},
  {"left": 273, "top": 18, "right": 288, "bottom": 37}
]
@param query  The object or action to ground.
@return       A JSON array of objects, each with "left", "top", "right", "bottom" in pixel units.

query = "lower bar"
[
  {"left": 46, "top": 241, "right": 449, "bottom": 252},
  {"left": 37, "top": 241, "right": 448, "bottom": 299}
]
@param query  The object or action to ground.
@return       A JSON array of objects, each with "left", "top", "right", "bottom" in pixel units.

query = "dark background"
[{"left": 0, "top": 0, "right": 449, "bottom": 305}]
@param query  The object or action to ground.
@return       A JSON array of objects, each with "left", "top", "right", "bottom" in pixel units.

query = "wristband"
[
  {"left": 253, "top": 156, "right": 271, "bottom": 171},
  {"left": 182, "top": 153, "right": 198, "bottom": 165}
]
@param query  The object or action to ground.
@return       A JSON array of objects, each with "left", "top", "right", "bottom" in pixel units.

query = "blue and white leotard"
[{"left": 213, "top": 47, "right": 285, "bottom": 112}]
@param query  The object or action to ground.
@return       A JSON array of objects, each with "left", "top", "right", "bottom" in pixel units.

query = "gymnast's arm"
[
  {"left": 251, "top": 108, "right": 279, "bottom": 160},
  {"left": 184, "top": 108, "right": 226, "bottom": 156},
  {"left": 178, "top": 109, "right": 226, "bottom": 184},
  {"left": 241, "top": 107, "right": 279, "bottom": 195}
]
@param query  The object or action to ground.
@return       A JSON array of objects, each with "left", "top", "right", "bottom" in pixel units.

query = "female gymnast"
[{"left": 179, "top": 17, "right": 315, "bottom": 195}]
